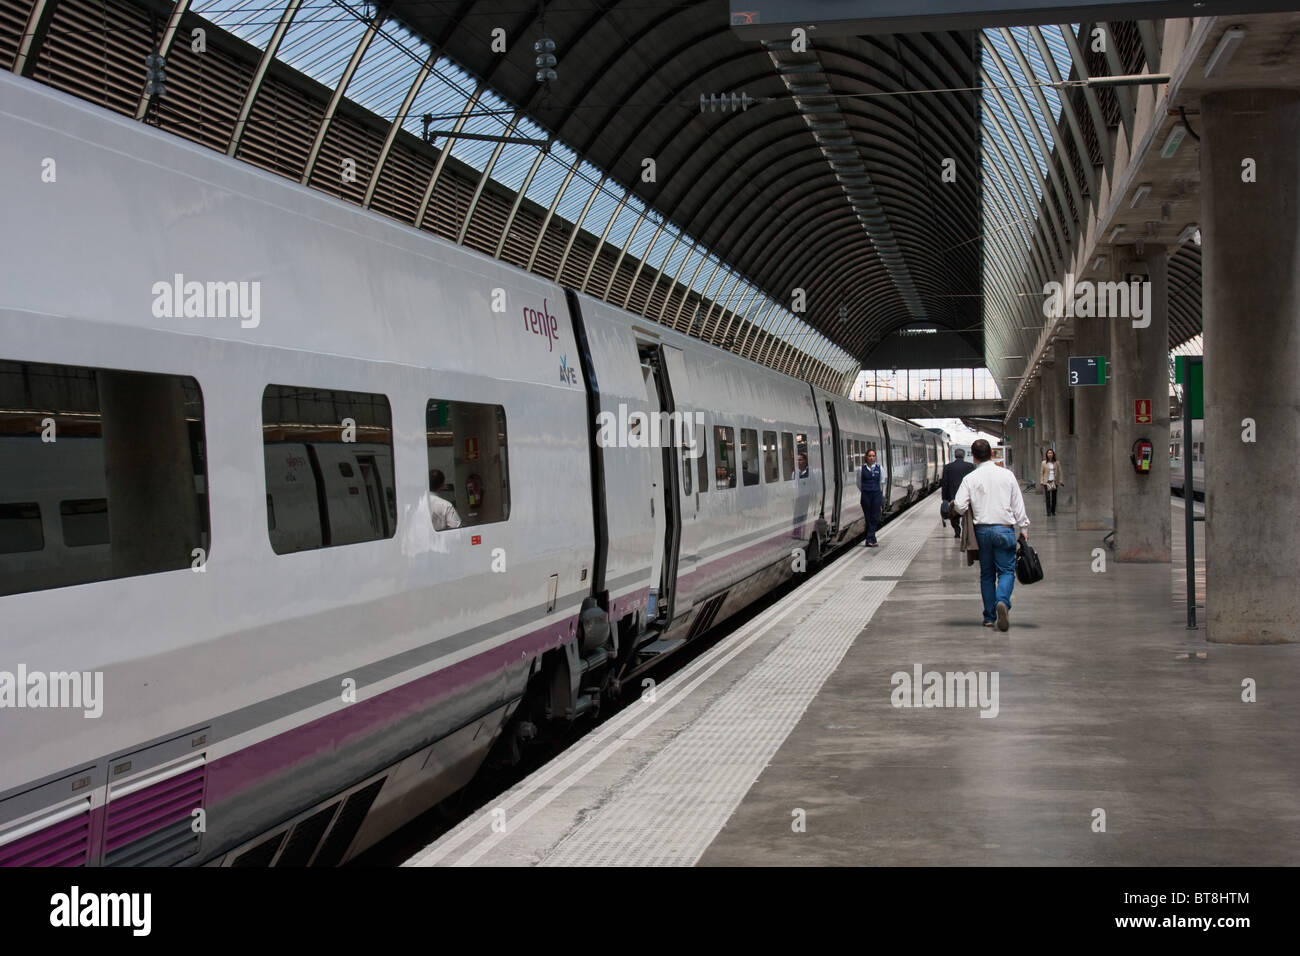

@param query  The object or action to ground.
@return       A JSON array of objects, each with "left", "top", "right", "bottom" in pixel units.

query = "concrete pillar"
[
  {"left": 1053, "top": 345, "right": 1078, "bottom": 514},
  {"left": 1073, "top": 314, "right": 1112, "bottom": 530},
  {"left": 1200, "top": 89, "right": 1300, "bottom": 644},
  {"left": 1039, "top": 367, "right": 1056, "bottom": 457},
  {"left": 1108, "top": 245, "right": 1171, "bottom": 561}
]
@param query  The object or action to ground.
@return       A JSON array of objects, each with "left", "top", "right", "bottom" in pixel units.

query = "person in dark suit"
[
  {"left": 859, "top": 448, "right": 883, "bottom": 547},
  {"left": 941, "top": 447, "right": 976, "bottom": 538}
]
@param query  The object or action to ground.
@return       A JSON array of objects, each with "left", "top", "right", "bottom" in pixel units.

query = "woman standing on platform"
[{"left": 1038, "top": 448, "right": 1064, "bottom": 517}]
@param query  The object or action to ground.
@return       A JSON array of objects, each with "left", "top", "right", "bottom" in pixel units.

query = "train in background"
[
  {"left": 0, "top": 72, "right": 946, "bottom": 867},
  {"left": 1170, "top": 418, "right": 1205, "bottom": 499}
]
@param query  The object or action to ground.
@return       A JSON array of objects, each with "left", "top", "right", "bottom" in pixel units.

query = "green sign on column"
[{"left": 1174, "top": 356, "right": 1204, "bottom": 419}]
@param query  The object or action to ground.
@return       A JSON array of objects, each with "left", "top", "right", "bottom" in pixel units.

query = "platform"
[{"left": 407, "top": 497, "right": 1300, "bottom": 867}]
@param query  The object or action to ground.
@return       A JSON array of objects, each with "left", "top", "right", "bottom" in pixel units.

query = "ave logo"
[{"left": 559, "top": 354, "right": 578, "bottom": 386}]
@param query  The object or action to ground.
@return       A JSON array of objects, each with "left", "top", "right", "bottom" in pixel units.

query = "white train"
[
  {"left": 1169, "top": 418, "right": 1205, "bottom": 498},
  {"left": 0, "top": 72, "right": 947, "bottom": 867}
]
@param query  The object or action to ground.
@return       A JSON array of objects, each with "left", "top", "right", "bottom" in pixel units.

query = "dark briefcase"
[{"left": 1016, "top": 535, "right": 1043, "bottom": 585}]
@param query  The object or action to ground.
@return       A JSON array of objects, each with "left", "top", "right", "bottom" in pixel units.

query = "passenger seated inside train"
[
  {"left": 428, "top": 469, "right": 462, "bottom": 531},
  {"left": 796, "top": 452, "right": 809, "bottom": 478}
]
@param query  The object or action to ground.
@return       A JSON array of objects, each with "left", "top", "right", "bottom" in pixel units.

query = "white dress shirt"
[
  {"left": 428, "top": 492, "right": 462, "bottom": 531},
  {"left": 953, "top": 461, "right": 1030, "bottom": 529}
]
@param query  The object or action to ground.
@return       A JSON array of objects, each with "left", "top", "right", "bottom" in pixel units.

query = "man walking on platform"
[
  {"left": 952, "top": 439, "right": 1030, "bottom": 631},
  {"left": 941, "top": 447, "right": 975, "bottom": 538},
  {"left": 860, "top": 447, "right": 883, "bottom": 547}
]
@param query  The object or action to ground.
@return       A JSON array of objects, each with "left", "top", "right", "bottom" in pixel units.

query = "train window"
[
  {"left": 781, "top": 432, "right": 795, "bottom": 480},
  {"left": 0, "top": 358, "right": 209, "bottom": 597},
  {"left": 740, "top": 428, "right": 760, "bottom": 486},
  {"left": 680, "top": 428, "right": 693, "bottom": 496},
  {"left": 795, "top": 433, "right": 809, "bottom": 476},
  {"left": 0, "top": 502, "right": 43, "bottom": 554},
  {"left": 762, "top": 430, "right": 779, "bottom": 482},
  {"left": 426, "top": 399, "right": 510, "bottom": 531},
  {"left": 60, "top": 499, "right": 109, "bottom": 548},
  {"left": 713, "top": 426, "right": 736, "bottom": 489},
  {"left": 262, "top": 385, "right": 395, "bottom": 554},
  {"left": 695, "top": 421, "right": 708, "bottom": 494}
]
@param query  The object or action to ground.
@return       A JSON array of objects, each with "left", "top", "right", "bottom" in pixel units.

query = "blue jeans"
[
  {"left": 974, "top": 525, "right": 1017, "bottom": 622},
  {"left": 862, "top": 492, "right": 882, "bottom": 543}
]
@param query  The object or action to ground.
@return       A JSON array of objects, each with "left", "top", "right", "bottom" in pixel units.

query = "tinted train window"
[
  {"left": 426, "top": 400, "right": 510, "bottom": 530},
  {"left": 263, "top": 385, "right": 395, "bottom": 554},
  {"left": 781, "top": 433, "right": 795, "bottom": 480},
  {"left": 762, "top": 430, "right": 779, "bottom": 482},
  {"left": 61, "top": 499, "right": 109, "bottom": 547},
  {"left": 796, "top": 434, "right": 809, "bottom": 477},
  {"left": 694, "top": 420, "right": 708, "bottom": 494},
  {"left": 713, "top": 426, "right": 736, "bottom": 489},
  {"left": 0, "top": 358, "right": 208, "bottom": 596},
  {"left": 740, "top": 428, "right": 759, "bottom": 486},
  {"left": 0, "top": 503, "right": 43, "bottom": 554}
]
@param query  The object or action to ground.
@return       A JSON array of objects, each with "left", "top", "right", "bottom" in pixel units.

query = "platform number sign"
[{"left": 1068, "top": 355, "right": 1106, "bottom": 386}]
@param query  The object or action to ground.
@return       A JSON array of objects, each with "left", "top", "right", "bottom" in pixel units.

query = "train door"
[
  {"left": 638, "top": 343, "right": 682, "bottom": 626},
  {"left": 659, "top": 345, "right": 694, "bottom": 615},
  {"left": 823, "top": 401, "right": 843, "bottom": 533},
  {"left": 880, "top": 419, "right": 893, "bottom": 509}
]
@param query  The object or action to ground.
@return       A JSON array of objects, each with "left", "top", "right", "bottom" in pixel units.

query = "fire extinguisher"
[
  {"left": 466, "top": 474, "right": 484, "bottom": 510},
  {"left": 1131, "top": 438, "right": 1153, "bottom": 474}
]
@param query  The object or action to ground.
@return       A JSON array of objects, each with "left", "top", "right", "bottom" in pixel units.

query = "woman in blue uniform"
[{"left": 860, "top": 447, "right": 883, "bottom": 547}]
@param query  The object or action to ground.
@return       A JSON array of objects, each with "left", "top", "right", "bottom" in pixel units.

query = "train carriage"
[{"left": 0, "top": 71, "right": 940, "bottom": 867}]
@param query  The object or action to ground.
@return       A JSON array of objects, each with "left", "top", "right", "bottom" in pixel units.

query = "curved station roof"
[{"left": 2, "top": 0, "right": 1208, "bottom": 395}]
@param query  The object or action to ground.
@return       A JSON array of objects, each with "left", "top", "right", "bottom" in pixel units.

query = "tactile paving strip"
[
  {"left": 407, "top": 503, "right": 936, "bottom": 867},
  {"left": 541, "top": 510, "right": 933, "bottom": 866}
]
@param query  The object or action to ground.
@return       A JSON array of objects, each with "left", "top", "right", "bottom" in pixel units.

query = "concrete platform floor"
[{"left": 700, "top": 497, "right": 1300, "bottom": 865}]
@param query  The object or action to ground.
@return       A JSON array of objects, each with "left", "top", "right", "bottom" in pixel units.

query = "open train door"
[
  {"left": 823, "top": 400, "right": 843, "bottom": 534},
  {"left": 880, "top": 419, "right": 893, "bottom": 509},
  {"left": 637, "top": 341, "right": 683, "bottom": 628}
]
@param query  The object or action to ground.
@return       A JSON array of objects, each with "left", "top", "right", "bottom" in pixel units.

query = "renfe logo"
[{"left": 523, "top": 298, "right": 560, "bottom": 352}]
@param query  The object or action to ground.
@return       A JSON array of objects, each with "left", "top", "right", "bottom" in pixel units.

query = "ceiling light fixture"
[
  {"left": 1204, "top": 27, "right": 1245, "bottom": 80},
  {"left": 1161, "top": 124, "right": 1186, "bottom": 159}
]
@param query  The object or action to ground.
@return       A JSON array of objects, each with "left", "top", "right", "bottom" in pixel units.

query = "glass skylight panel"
[
  {"left": 196, "top": 0, "right": 280, "bottom": 50},
  {"left": 623, "top": 213, "right": 659, "bottom": 262},
  {"left": 404, "top": 58, "right": 471, "bottom": 139},
  {"left": 658, "top": 238, "right": 692, "bottom": 286},
  {"left": 603, "top": 196, "right": 644, "bottom": 250},
  {"left": 490, "top": 139, "right": 540, "bottom": 193},
  {"left": 642, "top": 225, "right": 679, "bottom": 271},
  {"left": 524, "top": 144, "right": 576, "bottom": 209},
  {"left": 582, "top": 185, "right": 622, "bottom": 240},
  {"left": 701, "top": 258, "right": 727, "bottom": 299},
  {"left": 345, "top": 23, "right": 427, "bottom": 122},
  {"left": 554, "top": 162, "right": 603, "bottom": 224},
  {"left": 277, "top": 0, "right": 369, "bottom": 91}
]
